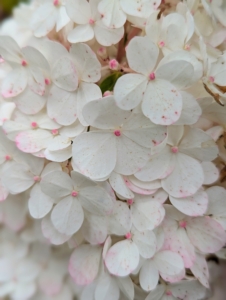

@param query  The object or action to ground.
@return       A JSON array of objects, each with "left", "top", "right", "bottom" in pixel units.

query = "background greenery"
[{"left": 0, "top": 0, "right": 28, "bottom": 21}]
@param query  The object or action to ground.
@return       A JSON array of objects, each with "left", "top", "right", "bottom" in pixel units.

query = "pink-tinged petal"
[
  {"left": 98, "top": 0, "right": 126, "bottom": 28},
  {"left": 161, "top": 153, "right": 204, "bottom": 198},
  {"left": 72, "top": 132, "right": 117, "bottom": 180},
  {"left": 42, "top": 215, "right": 72, "bottom": 245},
  {"left": 51, "top": 57, "right": 78, "bottom": 92},
  {"left": 51, "top": 196, "right": 84, "bottom": 235},
  {"left": 109, "top": 172, "right": 134, "bottom": 199},
  {"left": 186, "top": 216, "right": 226, "bottom": 253},
  {"left": 142, "top": 80, "right": 182, "bottom": 125},
  {"left": 0, "top": 180, "right": 8, "bottom": 202},
  {"left": 1, "top": 68, "right": 27, "bottom": 98},
  {"left": 139, "top": 260, "right": 159, "bottom": 291},
  {"left": 190, "top": 253, "right": 209, "bottom": 288},
  {"left": 16, "top": 129, "right": 53, "bottom": 153},
  {"left": 126, "top": 36, "right": 159, "bottom": 75},
  {"left": 68, "top": 24, "right": 94, "bottom": 44},
  {"left": 124, "top": 177, "right": 157, "bottom": 195},
  {"left": 69, "top": 244, "right": 102, "bottom": 285},
  {"left": 170, "top": 189, "right": 208, "bottom": 217},
  {"left": 94, "top": 21, "right": 124, "bottom": 46},
  {"left": 70, "top": 43, "right": 101, "bottom": 83},
  {"left": 105, "top": 240, "right": 139, "bottom": 276},
  {"left": 120, "top": 0, "right": 161, "bottom": 18},
  {"left": 128, "top": 176, "right": 161, "bottom": 190},
  {"left": 114, "top": 74, "right": 148, "bottom": 110}
]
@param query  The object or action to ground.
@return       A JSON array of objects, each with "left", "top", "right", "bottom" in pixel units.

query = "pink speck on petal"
[
  {"left": 127, "top": 199, "right": 133, "bottom": 205},
  {"left": 114, "top": 130, "right": 121, "bottom": 137},
  {"left": 166, "top": 291, "right": 172, "bottom": 296},
  {"left": 149, "top": 72, "right": 155, "bottom": 80},
  {"left": 179, "top": 220, "right": 187, "bottom": 228},
  {"left": 71, "top": 191, "right": 78, "bottom": 197},
  {"left": 89, "top": 18, "right": 95, "bottom": 24},
  {"left": 21, "top": 60, "right": 27, "bottom": 66},
  {"left": 51, "top": 129, "right": 58, "bottom": 135},
  {"left": 125, "top": 232, "right": 132, "bottom": 239},
  {"left": 45, "top": 78, "right": 51, "bottom": 85},
  {"left": 158, "top": 41, "right": 165, "bottom": 48},
  {"left": 209, "top": 76, "right": 214, "bottom": 83},
  {"left": 31, "top": 122, "right": 38, "bottom": 128},
  {"left": 33, "top": 176, "right": 41, "bottom": 182},
  {"left": 171, "top": 146, "right": 178, "bottom": 153},
  {"left": 5, "top": 155, "right": 11, "bottom": 161}
]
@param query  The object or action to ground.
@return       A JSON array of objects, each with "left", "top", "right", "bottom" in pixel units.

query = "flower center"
[
  {"left": 45, "top": 78, "right": 51, "bottom": 85},
  {"left": 33, "top": 176, "right": 41, "bottom": 182},
  {"left": 149, "top": 72, "right": 155, "bottom": 80},
  {"left": 71, "top": 191, "right": 78, "bottom": 197},
  {"left": 31, "top": 122, "right": 38, "bottom": 128},
  {"left": 21, "top": 60, "right": 27, "bottom": 67},
  {"left": 158, "top": 41, "right": 165, "bottom": 48},
  {"left": 51, "top": 129, "right": 58, "bottom": 135},
  {"left": 53, "top": 0, "right": 59, "bottom": 6},
  {"left": 166, "top": 291, "right": 172, "bottom": 296},
  {"left": 179, "top": 220, "right": 187, "bottom": 228},
  {"left": 125, "top": 232, "right": 132, "bottom": 239},
  {"left": 5, "top": 155, "right": 11, "bottom": 161},
  {"left": 127, "top": 199, "right": 134, "bottom": 205},
  {"left": 209, "top": 76, "right": 214, "bottom": 83},
  {"left": 114, "top": 130, "right": 121, "bottom": 137},
  {"left": 89, "top": 18, "right": 95, "bottom": 25},
  {"left": 171, "top": 146, "right": 178, "bottom": 153}
]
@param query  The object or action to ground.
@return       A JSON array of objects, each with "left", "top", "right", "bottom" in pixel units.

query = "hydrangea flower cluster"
[{"left": 0, "top": 0, "right": 226, "bottom": 299}]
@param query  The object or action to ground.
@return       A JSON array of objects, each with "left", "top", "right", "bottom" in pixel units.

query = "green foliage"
[
  {"left": 100, "top": 72, "right": 123, "bottom": 94},
  {"left": 1, "top": 0, "right": 28, "bottom": 15}
]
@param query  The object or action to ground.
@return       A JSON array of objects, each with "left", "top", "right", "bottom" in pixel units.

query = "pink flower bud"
[{"left": 109, "top": 59, "right": 119, "bottom": 70}]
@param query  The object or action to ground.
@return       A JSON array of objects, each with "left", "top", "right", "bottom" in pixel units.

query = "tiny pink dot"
[
  {"left": 5, "top": 155, "right": 11, "bottom": 161},
  {"left": 179, "top": 220, "right": 187, "bottom": 228},
  {"left": 53, "top": 0, "right": 59, "bottom": 6},
  {"left": 166, "top": 291, "right": 172, "bottom": 296},
  {"left": 33, "top": 176, "right": 41, "bottom": 182},
  {"left": 51, "top": 129, "right": 58, "bottom": 135},
  {"left": 171, "top": 146, "right": 178, "bottom": 153},
  {"left": 127, "top": 199, "right": 133, "bottom": 205},
  {"left": 158, "top": 41, "right": 165, "bottom": 48},
  {"left": 209, "top": 76, "right": 214, "bottom": 83},
  {"left": 114, "top": 130, "right": 121, "bottom": 137},
  {"left": 89, "top": 18, "right": 95, "bottom": 24},
  {"left": 31, "top": 122, "right": 38, "bottom": 128},
  {"left": 45, "top": 78, "right": 51, "bottom": 85},
  {"left": 71, "top": 191, "right": 78, "bottom": 197},
  {"left": 21, "top": 60, "right": 27, "bottom": 66},
  {"left": 125, "top": 232, "right": 132, "bottom": 239},
  {"left": 149, "top": 72, "right": 155, "bottom": 80}
]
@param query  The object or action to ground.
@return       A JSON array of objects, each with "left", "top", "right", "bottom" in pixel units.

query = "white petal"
[
  {"left": 70, "top": 43, "right": 101, "bottom": 83},
  {"left": 30, "top": 3, "right": 56, "bottom": 37},
  {"left": 51, "top": 56, "right": 79, "bottom": 91},
  {"left": 2, "top": 162, "right": 34, "bottom": 194},
  {"left": 127, "top": 36, "right": 159, "bottom": 75},
  {"left": 186, "top": 216, "right": 226, "bottom": 253},
  {"left": 51, "top": 196, "right": 84, "bottom": 235},
  {"left": 48, "top": 135, "right": 71, "bottom": 151},
  {"left": 169, "top": 189, "right": 208, "bottom": 217},
  {"left": 108, "top": 201, "right": 132, "bottom": 235},
  {"left": 156, "top": 60, "right": 194, "bottom": 89},
  {"left": 109, "top": 172, "right": 134, "bottom": 199},
  {"left": 1, "top": 68, "right": 27, "bottom": 98},
  {"left": 68, "top": 24, "right": 94, "bottom": 44},
  {"left": 0, "top": 180, "right": 8, "bottom": 202},
  {"left": 15, "top": 129, "right": 53, "bottom": 153},
  {"left": 95, "top": 274, "right": 120, "bottom": 300},
  {"left": 11, "top": 282, "right": 36, "bottom": 300},
  {"left": 144, "top": 284, "right": 165, "bottom": 300},
  {"left": 69, "top": 244, "right": 102, "bottom": 285},
  {"left": 72, "top": 132, "right": 117, "bottom": 180},
  {"left": 0, "top": 36, "right": 21, "bottom": 63},
  {"left": 82, "top": 96, "right": 131, "bottom": 129},
  {"left": 171, "top": 280, "right": 206, "bottom": 299},
  {"left": 41, "top": 215, "right": 71, "bottom": 245},
  {"left": 132, "top": 227, "right": 156, "bottom": 258},
  {"left": 139, "top": 259, "right": 159, "bottom": 291},
  {"left": 94, "top": 21, "right": 124, "bottom": 46},
  {"left": 120, "top": 0, "right": 161, "bottom": 18},
  {"left": 56, "top": 6, "right": 70, "bottom": 32},
  {"left": 115, "top": 276, "right": 134, "bottom": 300},
  {"left": 132, "top": 197, "right": 165, "bottom": 231},
  {"left": 142, "top": 80, "right": 182, "bottom": 125},
  {"left": 66, "top": 0, "right": 91, "bottom": 24},
  {"left": 114, "top": 74, "right": 148, "bottom": 110},
  {"left": 115, "top": 134, "right": 150, "bottom": 175},
  {"left": 190, "top": 253, "right": 209, "bottom": 288},
  {"left": 203, "top": 162, "right": 219, "bottom": 185},
  {"left": 161, "top": 153, "right": 204, "bottom": 198},
  {"left": 105, "top": 240, "right": 139, "bottom": 276},
  {"left": 44, "top": 146, "right": 72, "bottom": 162},
  {"left": 98, "top": 0, "right": 127, "bottom": 28},
  {"left": 82, "top": 212, "right": 107, "bottom": 245}
]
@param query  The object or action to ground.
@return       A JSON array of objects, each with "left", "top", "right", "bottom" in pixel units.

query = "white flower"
[
  {"left": 114, "top": 36, "right": 197, "bottom": 125},
  {"left": 72, "top": 96, "right": 167, "bottom": 180},
  {"left": 0, "top": 36, "right": 50, "bottom": 98},
  {"left": 30, "top": 0, "right": 70, "bottom": 37}
]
